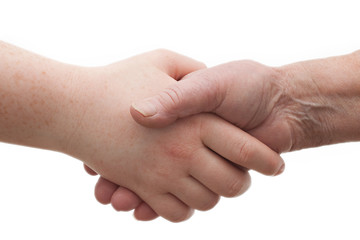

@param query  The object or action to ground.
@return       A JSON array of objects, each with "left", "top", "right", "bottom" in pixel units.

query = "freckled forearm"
[{"left": 0, "top": 41, "right": 80, "bottom": 151}]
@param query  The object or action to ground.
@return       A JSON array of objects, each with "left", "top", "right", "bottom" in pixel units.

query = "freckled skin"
[
  {"left": 0, "top": 43, "right": 72, "bottom": 148},
  {"left": 67, "top": 65, "right": 206, "bottom": 189},
  {"left": 62, "top": 55, "right": 257, "bottom": 222},
  {"left": 100, "top": 50, "right": 360, "bottom": 220},
  {"left": 0, "top": 43, "right": 213, "bottom": 221},
  {"left": 0, "top": 42, "right": 284, "bottom": 222}
]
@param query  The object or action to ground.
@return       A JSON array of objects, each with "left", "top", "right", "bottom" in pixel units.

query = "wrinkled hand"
[
  {"left": 73, "top": 51, "right": 284, "bottom": 222},
  {"left": 82, "top": 57, "right": 290, "bottom": 220},
  {"left": 131, "top": 60, "right": 294, "bottom": 153},
  {"left": 100, "top": 52, "right": 360, "bottom": 219},
  {"left": 85, "top": 61, "right": 288, "bottom": 220},
  {"left": 131, "top": 55, "right": 360, "bottom": 152}
]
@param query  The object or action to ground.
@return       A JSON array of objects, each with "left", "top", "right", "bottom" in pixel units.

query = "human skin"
[
  {"left": 97, "top": 50, "right": 360, "bottom": 219},
  {"left": 131, "top": 51, "right": 360, "bottom": 150},
  {"left": 0, "top": 42, "right": 284, "bottom": 222}
]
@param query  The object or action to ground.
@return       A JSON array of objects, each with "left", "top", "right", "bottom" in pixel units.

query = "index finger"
[{"left": 200, "top": 114, "right": 285, "bottom": 176}]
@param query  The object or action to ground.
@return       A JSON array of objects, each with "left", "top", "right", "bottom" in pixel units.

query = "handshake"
[{"left": 2, "top": 42, "right": 360, "bottom": 222}]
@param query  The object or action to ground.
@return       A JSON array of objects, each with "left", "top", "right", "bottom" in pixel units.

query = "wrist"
[
  {"left": 0, "top": 41, "right": 86, "bottom": 152},
  {"left": 53, "top": 65, "right": 130, "bottom": 164},
  {"left": 50, "top": 65, "right": 104, "bottom": 156},
  {"left": 19, "top": 63, "right": 87, "bottom": 153},
  {"left": 275, "top": 52, "right": 360, "bottom": 150},
  {"left": 45, "top": 65, "right": 90, "bottom": 153}
]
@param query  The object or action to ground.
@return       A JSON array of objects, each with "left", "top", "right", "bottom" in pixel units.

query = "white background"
[{"left": 1, "top": 0, "right": 360, "bottom": 239}]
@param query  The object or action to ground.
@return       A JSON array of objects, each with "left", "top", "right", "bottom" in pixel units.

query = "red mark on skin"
[{"left": 163, "top": 142, "right": 193, "bottom": 160}]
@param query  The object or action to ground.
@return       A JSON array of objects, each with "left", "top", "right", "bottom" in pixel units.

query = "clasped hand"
[
  {"left": 83, "top": 50, "right": 286, "bottom": 222},
  {"left": 2, "top": 42, "right": 358, "bottom": 223}
]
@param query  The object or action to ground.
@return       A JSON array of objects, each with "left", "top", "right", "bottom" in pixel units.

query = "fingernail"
[
  {"left": 132, "top": 100, "right": 158, "bottom": 117},
  {"left": 275, "top": 163, "right": 285, "bottom": 176}
]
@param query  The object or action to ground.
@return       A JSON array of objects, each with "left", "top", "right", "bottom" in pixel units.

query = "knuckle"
[
  {"left": 159, "top": 85, "right": 184, "bottom": 110},
  {"left": 197, "top": 195, "right": 220, "bottom": 211},
  {"left": 264, "top": 157, "right": 282, "bottom": 176},
  {"left": 167, "top": 208, "right": 192, "bottom": 223},
  {"left": 94, "top": 189, "right": 110, "bottom": 205},
  {"left": 195, "top": 60, "right": 207, "bottom": 69},
  {"left": 224, "top": 177, "right": 245, "bottom": 198},
  {"left": 236, "top": 141, "right": 253, "bottom": 166},
  {"left": 153, "top": 48, "right": 173, "bottom": 56},
  {"left": 228, "top": 60, "right": 260, "bottom": 70},
  {"left": 242, "top": 173, "right": 252, "bottom": 193},
  {"left": 187, "top": 71, "right": 225, "bottom": 111}
]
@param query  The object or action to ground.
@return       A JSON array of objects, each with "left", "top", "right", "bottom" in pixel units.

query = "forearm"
[
  {"left": 277, "top": 51, "right": 360, "bottom": 149},
  {"left": 0, "top": 41, "right": 81, "bottom": 151}
]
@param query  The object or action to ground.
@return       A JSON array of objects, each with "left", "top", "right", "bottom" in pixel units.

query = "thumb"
[{"left": 130, "top": 69, "right": 225, "bottom": 128}]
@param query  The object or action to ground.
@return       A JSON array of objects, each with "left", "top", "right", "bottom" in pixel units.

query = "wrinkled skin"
[
  {"left": 92, "top": 52, "right": 360, "bottom": 220},
  {"left": 72, "top": 51, "right": 284, "bottom": 222}
]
